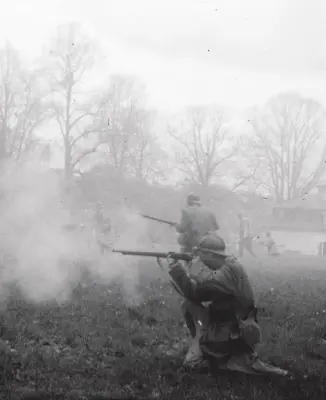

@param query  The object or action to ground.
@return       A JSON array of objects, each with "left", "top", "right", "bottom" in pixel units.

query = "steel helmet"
[
  {"left": 187, "top": 193, "right": 201, "bottom": 205},
  {"left": 199, "top": 234, "right": 228, "bottom": 257}
]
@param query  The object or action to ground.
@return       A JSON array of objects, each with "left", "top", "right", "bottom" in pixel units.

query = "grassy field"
[{"left": 1, "top": 254, "right": 326, "bottom": 400}]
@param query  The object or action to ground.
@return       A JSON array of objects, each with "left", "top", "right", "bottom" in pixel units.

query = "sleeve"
[
  {"left": 169, "top": 258, "right": 255, "bottom": 306},
  {"left": 168, "top": 264, "right": 198, "bottom": 300},
  {"left": 169, "top": 263, "right": 230, "bottom": 303},
  {"left": 175, "top": 209, "right": 190, "bottom": 233}
]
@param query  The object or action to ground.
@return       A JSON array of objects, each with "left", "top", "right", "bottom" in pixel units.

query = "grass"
[{"left": 1, "top": 254, "right": 326, "bottom": 400}]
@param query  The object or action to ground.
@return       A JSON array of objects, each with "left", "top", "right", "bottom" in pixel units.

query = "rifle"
[
  {"left": 140, "top": 214, "right": 177, "bottom": 228},
  {"left": 112, "top": 249, "right": 193, "bottom": 297},
  {"left": 112, "top": 249, "right": 192, "bottom": 262},
  {"left": 112, "top": 249, "right": 264, "bottom": 317}
]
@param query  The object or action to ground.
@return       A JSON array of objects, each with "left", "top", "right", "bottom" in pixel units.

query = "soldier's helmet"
[
  {"left": 198, "top": 234, "right": 228, "bottom": 257},
  {"left": 187, "top": 193, "right": 201, "bottom": 205}
]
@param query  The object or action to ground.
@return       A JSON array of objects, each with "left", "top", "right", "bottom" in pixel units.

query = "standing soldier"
[
  {"left": 175, "top": 193, "right": 219, "bottom": 253},
  {"left": 264, "top": 231, "right": 279, "bottom": 256},
  {"left": 237, "top": 213, "right": 256, "bottom": 258}
]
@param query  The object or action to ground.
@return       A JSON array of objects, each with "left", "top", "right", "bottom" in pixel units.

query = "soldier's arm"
[
  {"left": 168, "top": 264, "right": 198, "bottom": 300},
  {"left": 169, "top": 262, "right": 225, "bottom": 303},
  {"left": 169, "top": 264, "right": 233, "bottom": 305}
]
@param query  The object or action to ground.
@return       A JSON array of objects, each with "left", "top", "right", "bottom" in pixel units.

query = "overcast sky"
[{"left": 1, "top": 0, "right": 326, "bottom": 113}]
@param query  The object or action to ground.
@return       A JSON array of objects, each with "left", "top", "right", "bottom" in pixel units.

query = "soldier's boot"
[
  {"left": 183, "top": 321, "right": 208, "bottom": 368},
  {"left": 251, "top": 356, "right": 289, "bottom": 376},
  {"left": 220, "top": 352, "right": 289, "bottom": 376}
]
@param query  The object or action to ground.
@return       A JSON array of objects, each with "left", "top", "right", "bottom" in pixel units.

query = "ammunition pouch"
[
  {"left": 238, "top": 317, "right": 261, "bottom": 347},
  {"left": 208, "top": 305, "right": 260, "bottom": 347}
]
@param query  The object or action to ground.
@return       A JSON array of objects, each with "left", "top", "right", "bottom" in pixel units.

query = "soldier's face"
[
  {"left": 200, "top": 252, "right": 224, "bottom": 269},
  {"left": 212, "top": 254, "right": 226, "bottom": 269}
]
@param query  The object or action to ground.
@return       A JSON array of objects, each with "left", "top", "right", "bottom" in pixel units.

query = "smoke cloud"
[{"left": 0, "top": 161, "right": 159, "bottom": 307}]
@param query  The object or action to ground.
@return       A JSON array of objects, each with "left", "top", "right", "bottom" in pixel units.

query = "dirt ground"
[{"left": 1, "top": 254, "right": 326, "bottom": 400}]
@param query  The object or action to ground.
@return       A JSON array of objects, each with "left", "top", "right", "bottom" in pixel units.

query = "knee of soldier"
[{"left": 239, "top": 319, "right": 262, "bottom": 347}]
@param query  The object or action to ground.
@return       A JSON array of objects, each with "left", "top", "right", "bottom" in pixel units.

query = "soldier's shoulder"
[
  {"left": 225, "top": 255, "right": 238, "bottom": 262},
  {"left": 224, "top": 256, "right": 248, "bottom": 275},
  {"left": 224, "top": 255, "right": 242, "bottom": 268}
]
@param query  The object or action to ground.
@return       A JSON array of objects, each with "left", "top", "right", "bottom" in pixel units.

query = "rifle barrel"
[
  {"left": 140, "top": 214, "right": 176, "bottom": 226},
  {"left": 112, "top": 250, "right": 168, "bottom": 258},
  {"left": 112, "top": 249, "right": 193, "bottom": 262}
]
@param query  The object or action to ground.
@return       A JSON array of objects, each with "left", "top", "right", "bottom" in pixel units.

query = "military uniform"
[
  {"left": 175, "top": 194, "right": 219, "bottom": 252},
  {"left": 167, "top": 234, "right": 288, "bottom": 376}
]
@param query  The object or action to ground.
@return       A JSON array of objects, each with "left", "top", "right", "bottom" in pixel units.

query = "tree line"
[{"left": 1, "top": 22, "right": 326, "bottom": 203}]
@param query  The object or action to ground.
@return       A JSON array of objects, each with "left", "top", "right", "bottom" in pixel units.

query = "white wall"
[{"left": 271, "top": 230, "right": 326, "bottom": 255}]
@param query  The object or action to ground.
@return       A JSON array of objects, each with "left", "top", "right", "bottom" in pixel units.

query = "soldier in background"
[
  {"left": 94, "top": 202, "right": 111, "bottom": 233},
  {"left": 265, "top": 231, "right": 279, "bottom": 256},
  {"left": 237, "top": 213, "right": 256, "bottom": 258},
  {"left": 175, "top": 193, "right": 219, "bottom": 253}
]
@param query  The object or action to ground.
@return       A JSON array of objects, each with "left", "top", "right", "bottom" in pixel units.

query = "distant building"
[{"left": 268, "top": 181, "right": 326, "bottom": 255}]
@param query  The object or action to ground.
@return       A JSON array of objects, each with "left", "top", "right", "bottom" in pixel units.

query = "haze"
[
  {"left": 0, "top": 0, "right": 325, "bottom": 307},
  {"left": 1, "top": 0, "right": 325, "bottom": 111}
]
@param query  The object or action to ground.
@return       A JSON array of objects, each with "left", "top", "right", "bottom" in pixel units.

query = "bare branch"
[
  {"left": 249, "top": 93, "right": 326, "bottom": 201},
  {"left": 168, "top": 106, "right": 238, "bottom": 187},
  {"left": 71, "top": 141, "right": 105, "bottom": 170},
  {"left": 44, "top": 22, "right": 103, "bottom": 180},
  {"left": 0, "top": 43, "right": 50, "bottom": 160}
]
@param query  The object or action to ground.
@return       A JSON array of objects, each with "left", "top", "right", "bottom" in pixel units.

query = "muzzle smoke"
[{"left": 0, "top": 161, "right": 158, "bottom": 307}]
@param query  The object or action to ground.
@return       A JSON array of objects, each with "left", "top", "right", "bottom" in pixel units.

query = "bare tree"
[
  {"left": 99, "top": 75, "right": 144, "bottom": 172},
  {"left": 45, "top": 23, "right": 106, "bottom": 181},
  {"left": 217, "top": 156, "right": 262, "bottom": 194},
  {"left": 0, "top": 43, "right": 49, "bottom": 162},
  {"left": 98, "top": 75, "right": 166, "bottom": 182},
  {"left": 249, "top": 92, "right": 326, "bottom": 202},
  {"left": 168, "top": 106, "right": 248, "bottom": 189},
  {"left": 125, "top": 108, "right": 167, "bottom": 182}
]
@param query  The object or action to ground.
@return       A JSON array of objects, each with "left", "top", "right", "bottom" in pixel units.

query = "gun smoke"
[{"left": 0, "top": 161, "right": 157, "bottom": 308}]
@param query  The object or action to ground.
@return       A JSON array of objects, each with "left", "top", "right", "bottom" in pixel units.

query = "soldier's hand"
[{"left": 167, "top": 252, "right": 179, "bottom": 269}]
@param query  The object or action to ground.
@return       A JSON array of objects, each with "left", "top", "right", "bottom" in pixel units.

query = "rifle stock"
[{"left": 112, "top": 249, "right": 193, "bottom": 262}]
